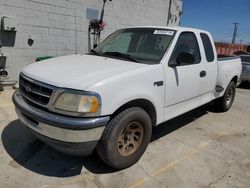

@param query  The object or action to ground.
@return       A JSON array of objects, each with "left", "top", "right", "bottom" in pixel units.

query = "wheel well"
[
  {"left": 111, "top": 99, "right": 157, "bottom": 126},
  {"left": 231, "top": 76, "right": 238, "bottom": 84}
]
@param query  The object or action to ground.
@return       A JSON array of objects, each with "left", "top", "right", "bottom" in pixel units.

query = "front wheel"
[
  {"left": 97, "top": 107, "right": 152, "bottom": 169},
  {"left": 214, "top": 81, "right": 236, "bottom": 112}
]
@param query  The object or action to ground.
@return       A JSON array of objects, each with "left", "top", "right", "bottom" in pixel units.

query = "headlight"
[{"left": 54, "top": 92, "right": 100, "bottom": 113}]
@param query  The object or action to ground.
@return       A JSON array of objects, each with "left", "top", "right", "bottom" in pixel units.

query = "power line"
[{"left": 232, "top": 23, "right": 239, "bottom": 44}]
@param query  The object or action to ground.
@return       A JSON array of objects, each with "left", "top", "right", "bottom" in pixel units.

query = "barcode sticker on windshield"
[{"left": 154, "top": 30, "right": 175, "bottom": 36}]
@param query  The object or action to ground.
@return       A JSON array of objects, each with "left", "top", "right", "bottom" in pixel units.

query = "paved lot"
[{"left": 0, "top": 84, "right": 250, "bottom": 188}]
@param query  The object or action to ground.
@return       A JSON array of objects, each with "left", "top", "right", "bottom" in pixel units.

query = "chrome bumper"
[{"left": 13, "top": 90, "right": 110, "bottom": 143}]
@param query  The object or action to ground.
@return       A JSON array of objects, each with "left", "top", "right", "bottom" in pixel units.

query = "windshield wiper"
[
  {"left": 104, "top": 52, "right": 140, "bottom": 63},
  {"left": 90, "top": 49, "right": 101, "bottom": 56}
]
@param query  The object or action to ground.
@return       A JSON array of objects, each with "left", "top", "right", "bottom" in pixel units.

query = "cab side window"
[
  {"left": 200, "top": 33, "right": 215, "bottom": 62},
  {"left": 170, "top": 32, "right": 201, "bottom": 66}
]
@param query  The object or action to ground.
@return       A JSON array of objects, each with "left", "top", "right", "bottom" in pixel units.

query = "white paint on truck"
[{"left": 13, "top": 26, "right": 242, "bottom": 169}]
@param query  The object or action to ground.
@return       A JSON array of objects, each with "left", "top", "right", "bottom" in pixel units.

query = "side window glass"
[
  {"left": 170, "top": 32, "right": 201, "bottom": 65},
  {"left": 200, "top": 33, "right": 215, "bottom": 62}
]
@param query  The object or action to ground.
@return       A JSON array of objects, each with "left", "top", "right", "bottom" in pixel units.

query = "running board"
[{"left": 215, "top": 85, "right": 224, "bottom": 92}]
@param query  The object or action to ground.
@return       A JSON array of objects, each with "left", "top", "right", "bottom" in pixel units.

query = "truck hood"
[{"left": 22, "top": 54, "right": 146, "bottom": 90}]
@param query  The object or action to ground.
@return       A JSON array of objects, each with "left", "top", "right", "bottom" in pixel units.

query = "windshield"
[{"left": 94, "top": 28, "right": 176, "bottom": 64}]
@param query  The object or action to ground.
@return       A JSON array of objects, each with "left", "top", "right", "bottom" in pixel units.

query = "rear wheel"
[
  {"left": 97, "top": 107, "right": 152, "bottom": 169},
  {"left": 214, "top": 81, "right": 236, "bottom": 112}
]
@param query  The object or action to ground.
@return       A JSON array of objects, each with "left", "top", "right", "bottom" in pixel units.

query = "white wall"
[{"left": 0, "top": 0, "right": 182, "bottom": 80}]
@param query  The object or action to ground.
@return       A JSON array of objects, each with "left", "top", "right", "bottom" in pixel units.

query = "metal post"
[
  {"left": 75, "top": 8, "right": 78, "bottom": 54},
  {"left": 88, "top": 25, "right": 91, "bottom": 53},
  {"left": 167, "top": 0, "right": 172, "bottom": 26}
]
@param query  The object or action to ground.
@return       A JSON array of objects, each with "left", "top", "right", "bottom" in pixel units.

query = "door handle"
[
  {"left": 200, "top": 71, "right": 206, "bottom": 77},
  {"left": 154, "top": 81, "right": 164, "bottom": 87}
]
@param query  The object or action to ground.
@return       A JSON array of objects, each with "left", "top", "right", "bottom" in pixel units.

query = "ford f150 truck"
[{"left": 13, "top": 26, "right": 242, "bottom": 169}]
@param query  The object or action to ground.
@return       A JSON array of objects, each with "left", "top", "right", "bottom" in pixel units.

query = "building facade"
[{"left": 0, "top": 0, "right": 182, "bottom": 81}]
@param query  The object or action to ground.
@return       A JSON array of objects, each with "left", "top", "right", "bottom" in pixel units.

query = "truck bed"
[
  {"left": 216, "top": 56, "right": 242, "bottom": 98},
  {"left": 217, "top": 55, "right": 238, "bottom": 60}
]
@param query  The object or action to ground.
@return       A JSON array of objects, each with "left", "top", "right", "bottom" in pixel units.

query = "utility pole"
[
  {"left": 232, "top": 23, "right": 239, "bottom": 44},
  {"left": 167, "top": 0, "right": 172, "bottom": 25}
]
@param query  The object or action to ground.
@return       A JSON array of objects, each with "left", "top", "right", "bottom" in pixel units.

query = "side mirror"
[
  {"left": 168, "top": 60, "right": 178, "bottom": 67},
  {"left": 176, "top": 51, "right": 195, "bottom": 65}
]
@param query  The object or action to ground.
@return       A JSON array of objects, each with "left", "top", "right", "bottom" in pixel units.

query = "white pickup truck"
[{"left": 13, "top": 26, "right": 242, "bottom": 169}]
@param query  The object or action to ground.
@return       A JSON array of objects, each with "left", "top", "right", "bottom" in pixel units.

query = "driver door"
[{"left": 163, "top": 31, "right": 207, "bottom": 121}]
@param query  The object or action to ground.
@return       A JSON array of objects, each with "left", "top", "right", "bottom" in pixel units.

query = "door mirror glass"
[
  {"left": 177, "top": 51, "right": 195, "bottom": 65},
  {"left": 168, "top": 60, "right": 178, "bottom": 67}
]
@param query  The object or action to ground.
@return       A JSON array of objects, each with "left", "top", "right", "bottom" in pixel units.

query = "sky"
[{"left": 180, "top": 0, "right": 250, "bottom": 45}]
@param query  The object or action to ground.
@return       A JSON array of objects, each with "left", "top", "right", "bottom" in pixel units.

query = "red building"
[{"left": 215, "top": 42, "right": 249, "bottom": 56}]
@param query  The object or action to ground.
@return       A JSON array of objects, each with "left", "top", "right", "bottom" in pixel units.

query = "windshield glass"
[{"left": 94, "top": 28, "right": 176, "bottom": 64}]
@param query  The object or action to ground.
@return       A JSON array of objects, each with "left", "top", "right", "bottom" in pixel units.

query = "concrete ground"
[{"left": 0, "top": 84, "right": 250, "bottom": 188}]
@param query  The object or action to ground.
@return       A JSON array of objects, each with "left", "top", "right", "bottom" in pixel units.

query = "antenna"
[{"left": 232, "top": 23, "right": 239, "bottom": 44}]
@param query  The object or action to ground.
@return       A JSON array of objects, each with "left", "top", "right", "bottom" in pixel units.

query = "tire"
[
  {"left": 97, "top": 107, "right": 152, "bottom": 169},
  {"left": 214, "top": 81, "right": 236, "bottom": 112}
]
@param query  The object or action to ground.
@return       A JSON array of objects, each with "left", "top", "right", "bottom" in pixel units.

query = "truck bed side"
[{"left": 215, "top": 56, "right": 242, "bottom": 98}]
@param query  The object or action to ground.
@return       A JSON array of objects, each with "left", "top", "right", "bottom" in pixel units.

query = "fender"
[{"left": 86, "top": 64, "right": 165, "bottom": 125}]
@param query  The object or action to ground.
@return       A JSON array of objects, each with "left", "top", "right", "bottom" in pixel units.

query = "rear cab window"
[{"left": 200, "top": 33, "right": 215, "bottom": 62}]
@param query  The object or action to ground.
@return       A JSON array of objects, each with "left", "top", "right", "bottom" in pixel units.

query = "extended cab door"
[
  {"left": 163, "top": 31, "right": 207, "bottom": 121},
  {"left": 199, "top": 33, "right": 217, "bottom": 97}
]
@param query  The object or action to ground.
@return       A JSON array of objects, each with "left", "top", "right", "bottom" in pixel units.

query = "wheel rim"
[
  {"left": 225, "top": 87, "right": 234, "bottom": 106},
  {"left": 117, "top": 122, "right": 144, "bottom": 157}
]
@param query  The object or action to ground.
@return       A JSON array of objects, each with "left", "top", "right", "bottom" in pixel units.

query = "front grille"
[{"left": 19, "top": 74, "right": 53, "bottom": 106}]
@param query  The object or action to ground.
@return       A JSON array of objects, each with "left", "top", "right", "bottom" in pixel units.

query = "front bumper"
[{"left": 13, "top": 90, "right": 110, "bottom": 156}]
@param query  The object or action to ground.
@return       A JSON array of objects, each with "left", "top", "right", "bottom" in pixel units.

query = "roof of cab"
[{"left": 122, "top": 26, "right": 210, "bottom": 35}]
